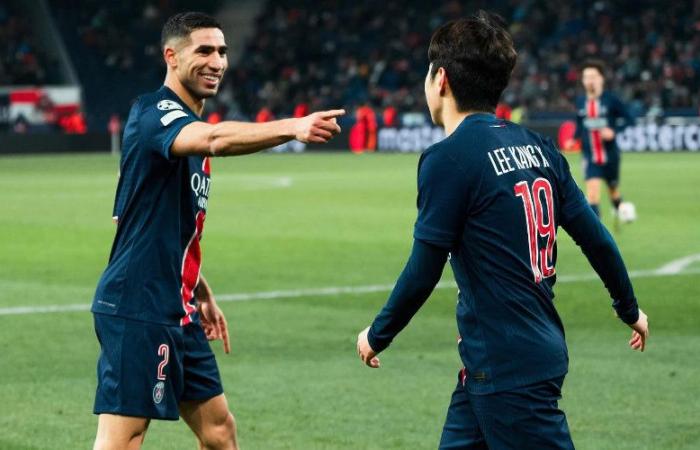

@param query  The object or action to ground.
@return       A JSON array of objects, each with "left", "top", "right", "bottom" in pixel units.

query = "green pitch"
[{"left": 0, "top": 151, "right": 698, "bottom": 449}]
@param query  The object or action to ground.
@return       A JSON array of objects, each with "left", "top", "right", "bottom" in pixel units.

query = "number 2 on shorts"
[{"left": 157, "top": 344, "right": 170, "bottom": 381}]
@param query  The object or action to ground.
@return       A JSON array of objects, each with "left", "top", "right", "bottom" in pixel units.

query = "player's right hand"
[
  {"left": 628, "top": 308, "right": 649, "bottom": 352},
  {"left": 295, "top": 109, "right": 345, "bottom": 144}
]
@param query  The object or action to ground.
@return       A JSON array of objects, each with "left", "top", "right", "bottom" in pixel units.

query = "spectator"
[
  {"left": 383, "top": 105, "right": 398, "bottom": 127},
  {"left": 495, "top": 102, "right": 512, "bottom": 120},
  {"left": 256, "top": 106, "right": 274, "bottom": 123},
  {"left": 227, "top": 0, "right": 699, "bottom": 117}
]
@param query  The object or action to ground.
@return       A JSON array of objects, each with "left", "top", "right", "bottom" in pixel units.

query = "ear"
[
  {"left": 438, "top": 67, "right": 448, "bottom": 96},
  {"left": 163, "top": 46, "right": 178, "bottom": 69}
]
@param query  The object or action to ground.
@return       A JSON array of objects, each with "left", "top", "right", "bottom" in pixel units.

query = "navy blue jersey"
[
  {"left": 92, "top": 86, "right": 211, "bottom": 326},
  {"left": 574, "top": 91, "right": 632, "bottom": 165},
  {"left": 414, "top": 113, "right": 590, "bottom": 394}
]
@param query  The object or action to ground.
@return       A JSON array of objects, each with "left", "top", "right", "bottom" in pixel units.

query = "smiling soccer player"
[{"left": 91, "top": 12, "right": 344, "bottom": 450}]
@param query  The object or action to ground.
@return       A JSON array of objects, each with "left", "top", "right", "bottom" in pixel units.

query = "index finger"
[{"left": 319, "top": 109, "right": 346, "bottom": 119}]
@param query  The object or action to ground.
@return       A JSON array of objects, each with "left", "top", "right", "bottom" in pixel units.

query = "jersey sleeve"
[
  {"left": 561, "top": 204, "right": 639, "bottom": 324},
  {"left": 139, "top": 99, "right": 199, "bottom": 159},
  {"left": 413, "top": 146, "right": 472, "bottom": 249},
  {"left": 367, "top": 238, "right": 449, "bottom": 352},
  {"left": 551, "top": 141, "right": 589, "bottom": 226}
]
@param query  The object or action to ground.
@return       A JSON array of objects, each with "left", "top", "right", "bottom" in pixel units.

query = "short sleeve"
[
  {"left": 140, "top": 99, "right": 198, "bottom": 159},
  {"left": 413, "top": 147, "right": 471, "bottom": 249},
  {"left": 554, "top": 148, "right": 589, "bottom": 226}
]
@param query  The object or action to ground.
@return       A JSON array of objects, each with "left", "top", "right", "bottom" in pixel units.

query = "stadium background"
[{"left": 1, "top": 1, "right": 699, "bottom": 449}]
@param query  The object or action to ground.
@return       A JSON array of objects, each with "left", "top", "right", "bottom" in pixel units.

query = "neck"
[
  {"left": 164, "top": 73, "right": 205, "bottom": 116},
  {"left": 441, "top": 107, "right": 481, "bottom": 137},
  {"left": 586, "top": 91, "right": 601, "bottom": 99}
]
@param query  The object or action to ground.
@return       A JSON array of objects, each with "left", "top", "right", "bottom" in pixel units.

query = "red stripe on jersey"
[
  {"left": 179, "top": 211, "right": 206, "bottom": 326},
  {"left": 587, "top": 99, "right": 607, "bottom": 165},
  {"left": 202, "top": 157, "right": 211, "bottom": 175},
  {"left": 9, "top": 89, "right": 42, "bottom": 104}
]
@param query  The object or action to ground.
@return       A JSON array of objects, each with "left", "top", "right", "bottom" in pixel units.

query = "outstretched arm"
[
  {"left": 561, "top": 207, "right": 649, "bottom": 350},
  {"left": 172, "top": 109, "right": 345, "bottom": 157},
  {"left": 357, "top": 239, "right": 449, "bottom": 367}
]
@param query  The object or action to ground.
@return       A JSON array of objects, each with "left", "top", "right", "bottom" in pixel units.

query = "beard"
[{"left": 182, "top": 74, "right": 219, "bottom": 100}]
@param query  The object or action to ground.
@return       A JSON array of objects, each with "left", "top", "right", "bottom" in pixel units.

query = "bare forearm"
[
  {"left": 209, "top": 119, "right": 297, "bottom": 156},
  {"left": 195, "top": 273, "right": 213, "bottom": 301},
  {"left": 172, "top": 109, "right": 344, "bottom": 157}
]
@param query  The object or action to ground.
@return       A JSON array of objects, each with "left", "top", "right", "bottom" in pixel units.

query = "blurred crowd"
[
  {"left": 507, "top": 0, "right": 700, "bottom": 116},
  {"left": 45, "top": 0, "right": 223, "bottom": 130},
  {"left": 225, "top": 0, "right": 700, "bottom": 120},
  {"left": 4, "top": 0, "right": 700, "bottom": 132},
  {"left": 0, "top": 4, "right": 58, "bottom": 85}
]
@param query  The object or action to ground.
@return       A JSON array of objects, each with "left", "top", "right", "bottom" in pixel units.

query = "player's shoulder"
[
  {"left": 436, "top": 113, "right": 500, "bottom": 154},
  {"left": 602, "top": 90, "right": 623, "bottom": 103},
  {"left": 420, "top": 115, "right": 501, "bottom": 175},
  {"left": 421, "top": 128, "right": 471, "bottom": 168},
  {"left": 135, "top": 87, "right": 194, "bottom": 127},
  {"left": 515, "top": 122, "right": 566, "bottom": 165},
  {"left": 419, "top": 137, "right": 469, "bottom": 180}
]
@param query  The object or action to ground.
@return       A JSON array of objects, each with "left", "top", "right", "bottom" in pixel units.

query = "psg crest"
[{"left": 152, "top": 381, "right": 165, "bottom": 404}]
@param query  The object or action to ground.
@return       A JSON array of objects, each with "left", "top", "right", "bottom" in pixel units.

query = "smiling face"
[{"left": 165, "top": 28, "right": 228, "bottom": 100}]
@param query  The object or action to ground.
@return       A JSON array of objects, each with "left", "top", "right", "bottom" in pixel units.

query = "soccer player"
[
  {"left": 92, "top": 12, "right": 344, "bottom": 450},
  {"left": 356, "top": 12, "right": 648, "bottom": 449},
  {"left": 566, "top": 60, "right": 634, "bottom": 219}
]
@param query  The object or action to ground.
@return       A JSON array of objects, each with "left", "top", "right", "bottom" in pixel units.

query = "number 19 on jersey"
[{"left": 514, "top": 178, "right": 556, "bottom": 283}]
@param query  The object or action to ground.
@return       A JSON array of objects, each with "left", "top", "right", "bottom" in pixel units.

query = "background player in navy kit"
[
  {"left": 565, "top": 60, "right": 634, "bottom": 219},
  {"left": 92, "top": 12, "right": 344, "bottom": 450},
  {"left": 356, "top": 12, "right": 649, "bottom": 449}
]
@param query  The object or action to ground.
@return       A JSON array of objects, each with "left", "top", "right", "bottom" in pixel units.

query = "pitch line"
[{"left": 1, "top": 255, "right": 699, "bottom": 316}]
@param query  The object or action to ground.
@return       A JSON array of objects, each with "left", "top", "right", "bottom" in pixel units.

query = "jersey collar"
[{"left": 160, "top": 85, "right": 202, "bottom": 119}]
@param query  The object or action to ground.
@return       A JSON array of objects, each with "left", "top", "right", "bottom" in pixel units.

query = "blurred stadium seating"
[
  {"left": 0, "top": 0, "right": 699, "bottom": 138},
  {"left": 0, "top": 3, "right": 61, "bottom": 85},
  {"left": 229, "top": 0, "right": 700, "bottom": 121},
  {"left": 48, "top": 0, "right": 223, "bottom": 129}
]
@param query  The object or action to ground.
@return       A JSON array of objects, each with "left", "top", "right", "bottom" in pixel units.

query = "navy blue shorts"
[
  {"left": 583, "top": 156, "right": 620, "bottom": 187},
  {"left": 93, "top": 313, "right": 223, "bottom": 420},
  {"left": 439, "top": 371, "right": 574, "bottom": 450}
]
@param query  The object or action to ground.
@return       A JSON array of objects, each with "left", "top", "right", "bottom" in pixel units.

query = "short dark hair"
[
  {"left": 580, "top": 59, "right": 606, "bottom": 77},
  {"left": 428, "top": 11, "right": 517, "bottom": 112},
  {"left": 161, "top": 12, "right": 222, "bottom": 48}
]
